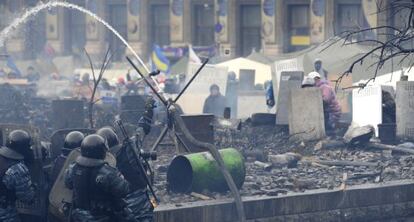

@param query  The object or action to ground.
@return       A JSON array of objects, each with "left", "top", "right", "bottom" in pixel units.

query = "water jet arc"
[{"left": 0, "top": 1, "right": 150, "bottom": 74}]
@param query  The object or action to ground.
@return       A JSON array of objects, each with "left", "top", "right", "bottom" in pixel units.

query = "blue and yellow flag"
[{"left": 151, "top": 44, "right": 170, "bottom": 74}]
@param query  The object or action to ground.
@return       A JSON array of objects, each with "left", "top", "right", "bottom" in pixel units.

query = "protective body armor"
[
  {"left": 115, "top": 144, "right": 147, "bottom": 191},
  {"left": 124, "top": 189, "right": 153, "bottom": 222},
  {"left": 0, "top": 159, "right": 35, "bottom": 222},
  {"left": 65, "top": 162, "right": 129, "bottom": 222},
  {"left": 113, "top": 142, "right": 154, "bottom": 221}
]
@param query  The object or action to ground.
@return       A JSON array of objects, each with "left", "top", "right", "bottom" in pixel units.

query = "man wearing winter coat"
[
  {"left": 203, "top": 84, "right": 227, "bottom": 117},
  {"left": 308, "top": 72, "right": 341, "bottom": 132}
]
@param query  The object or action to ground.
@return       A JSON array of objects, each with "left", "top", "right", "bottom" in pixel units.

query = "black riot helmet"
[
  {"left": 63, "top": 131, "right": 84, "bottom": 155},
  {"left": 80, "top": 134, "right": 107, "bottom": 160},
  {"left": 0, "top": 130, "right": 32, "bottom": 160},
  {"left": 96, "top": 127, "right": 119, "bottom": 148}
]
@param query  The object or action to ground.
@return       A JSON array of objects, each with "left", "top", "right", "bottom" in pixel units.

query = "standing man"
[
  {"left": 308, "top": 72, "right": 341, "bottom": 133},
  {"left": 313, "top": 58, "right": 328, "bottom": 80},
  {"left": 265, "top": 81, "right": 275, "bottom": 108},
  {"left": 0, "top": 130, "right": 35, "bottom": 222},
  {"left": 203, "top": 84, "right": 227, "bottom": 117},
  {"left": 64, "top": 135, "right": 130, "bottom": 222}
]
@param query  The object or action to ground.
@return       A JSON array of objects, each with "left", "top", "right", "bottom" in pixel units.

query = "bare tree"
[
  {"left": 325, "top": 0, "right": 414, "bottom": 88},
  {"left": 84, "top": 47, "right": 113, "bottom": 128}
]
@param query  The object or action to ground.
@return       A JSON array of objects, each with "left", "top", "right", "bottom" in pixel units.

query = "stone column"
[
  {"left": 46, "top": 6, "right": 66, "bottom": 55},
  {"left": 362, "top": 0, "right": 378, "bottom": 39},
  {"left": 215, "top": 0, "right": 236, "bottom": 57},
  {"left": 170, "top": 0, "right": 190, "bottom": 47},
  {"left": 84, "top": 0, "right": 108, "bottom": 57},
  {"left": 376, "top": 0, "right": 388, "bottom": 43},
  {"left": 324, "top": 0, "right": 334, "bottom": 39},
  {"left": 262, "top": 0, "right": 281, "bottom": 55},
  {"left": 138, "top": 0, "right": 150, "bottom": 57},
  {"left": 5, "top": 0, "right": 25, "bottom": 57},
  {"left": 274, "top": 0, "right": 284, "bottom": 53},
  {"left": 310, "top": 0, "right": 326, "bottom": 45},
  {"left": 126, "top": 0, "right": 145, "bottom": 56}
]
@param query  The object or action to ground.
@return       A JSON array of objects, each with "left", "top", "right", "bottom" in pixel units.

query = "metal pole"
[
  {"left": 126, "top": 56, "right": 168, "bottom": 106},
  {"left": 173, "top": 59, "right": 209, "bottom": 104}
]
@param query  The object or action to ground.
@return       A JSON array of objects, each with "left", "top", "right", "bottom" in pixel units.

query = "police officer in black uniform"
[
  {"left": 96, "top": 127, "right": 121, "bottom": 153},
  {"left": 97, "top": 120, "right": 154, "bottom": 222},
  {"left": 50, "top": 131, "right": 84, "bottom": 184},
  {"left": 99, "top": 98, "right": 155, "bottom": 222},
  {"left": 64, "top": 134, "right": 130, "bottom": 222},
  {"left": 0, "top": 130, "right": 35, "bottom": 222}
]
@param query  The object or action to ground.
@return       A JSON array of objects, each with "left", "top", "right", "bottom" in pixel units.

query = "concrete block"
[
  {"left": 276, "top": 71, "right": 304, "bottom": 125},
  {"left": 396, "top": 81, "right": 414, "bottom": 140},
  {"left": 237, "top": 91, "right": 270, "bottom": 119},
  {"left": 352, "top": 85, "right": 382, "bottom": 136},
  {"left": 288, "top": 87, "right": 325, "bottom": 141}
]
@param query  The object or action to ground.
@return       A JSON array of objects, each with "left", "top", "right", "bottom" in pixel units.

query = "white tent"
[{"left": 217, "top": 57, "right": 272, "bottom": 85}]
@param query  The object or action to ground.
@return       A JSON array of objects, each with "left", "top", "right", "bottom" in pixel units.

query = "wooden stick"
[
  {"left": 302, "top": 158, "right": 378, "bottom": 167},
  {"left": 367, "top": 142, "right": 414, "bottom": 155},
  {"left": 314, "top": 159, "right": 378, "bottom": 167},
  {"left": 191, "top": 192, "right": 212, "bottom": 200}
]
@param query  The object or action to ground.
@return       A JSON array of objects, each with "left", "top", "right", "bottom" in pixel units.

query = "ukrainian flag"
[{"left": 151, "top": 45, "right": 170, "bottom": 74}]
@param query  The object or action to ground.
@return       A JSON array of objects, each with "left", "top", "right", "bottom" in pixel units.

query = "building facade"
[{"left": 0, "top": 0, "right": 406, "bottom": 60}]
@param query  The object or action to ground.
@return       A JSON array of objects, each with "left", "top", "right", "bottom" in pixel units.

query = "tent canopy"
[
  {"left": 246, "top": 52, "right": 276, "bottom": 65},
  {"left": 271, "top": 38, "right": 409, "bottom": 86},
  {"left": 217, "top": 57, "right": 272, "bottom": 85}
]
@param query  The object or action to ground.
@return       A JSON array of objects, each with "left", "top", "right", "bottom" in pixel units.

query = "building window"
[
  {"left": 238, "top": 3, "right": 261, "bottom": 57},
  {"left": 0, "top": 2, "right": 6, "bottom": 30},
  {"left": 335, "top": 0, "right": 373, "bottom": 41},
  {"left": 390, "top": 0, "right": 411, "bottom": 47},
  {"left": 150, "top": 3, "right": 170, "bottom": 47},
  {"left": 64, "top": 0, "right": 86, "bottom": 55},
  {"left": 391, "top": 0, "right": 411, "bottom": 30},
  {"left": 106, "top": 1, "right": 127, "bottom": 61},
  {"left": 192, "top": 3, "right": 214, "bottom": 47},
  {"left": 285, "top": 2, "right": 310, "bottom": 52},
  {"left": 24, "top": 1, "right": 46, "bottom": 59}
]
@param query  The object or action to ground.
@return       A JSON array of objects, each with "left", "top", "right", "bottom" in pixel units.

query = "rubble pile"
[{"left": 151, "top": 122, "right": 414, "bottom": 204}]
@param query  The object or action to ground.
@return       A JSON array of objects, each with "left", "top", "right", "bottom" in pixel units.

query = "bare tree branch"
[
  {"left": 88, "top": 47, "right": 113, "bottom": 128},
  {"left": 326, "top": 0, "right": 414, "bottom": 90}
]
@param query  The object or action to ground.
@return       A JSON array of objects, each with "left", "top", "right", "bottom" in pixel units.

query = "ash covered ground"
[{"left": 149, "top": 123, "right": 414, "bottom": 205}]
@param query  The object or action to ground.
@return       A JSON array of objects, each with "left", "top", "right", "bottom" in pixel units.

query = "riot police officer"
[
  {"left": 0, "top": 130, "right": 35, "bottom": 222},
  {"left": 64, "top": 134, "right": 130, "bottom": 222},
  {"left": 50, "top": 131, "right": 84, "bottom": 184},
  {"left": 96, "top": 127, "right": 120, "bottom": 153},
  {"left": 113, "top": 98, "right": 156, "bottom": 222},
  {"left": 98, "top": 124, "right": 154, "bottom": 222}
]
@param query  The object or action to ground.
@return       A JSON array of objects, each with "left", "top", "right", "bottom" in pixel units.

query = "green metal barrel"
[{"left": 167, "top": 148, "right": 246, "bottom": 193}]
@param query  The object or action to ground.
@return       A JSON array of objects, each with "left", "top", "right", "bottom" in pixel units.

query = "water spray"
[{"left": 0, "top": 1, "right": 150, "bottom": 74}]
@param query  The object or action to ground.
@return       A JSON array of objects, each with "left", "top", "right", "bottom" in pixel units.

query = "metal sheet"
[
  {"left": 49, "top": 128, "right": 95, "bottom": 160},
  {"left": 177, "top": 114, "right": 215, "bottom": 153},
  {"left": 51, "top": 100, "right": 85, "bottom": 130}
]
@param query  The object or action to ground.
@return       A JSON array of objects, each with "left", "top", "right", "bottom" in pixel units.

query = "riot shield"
[
  {"left": 48, "top": 148, "right": 116, "bottom": 220},
  {"left": 120, "top": 95, "right": 148, "bottom": 124},
  {"left": 49, "top": 128, "right": 95, "bottom": 160},
  {"left": 51, "top": 100, "right": 85, "bottom": 130}
]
